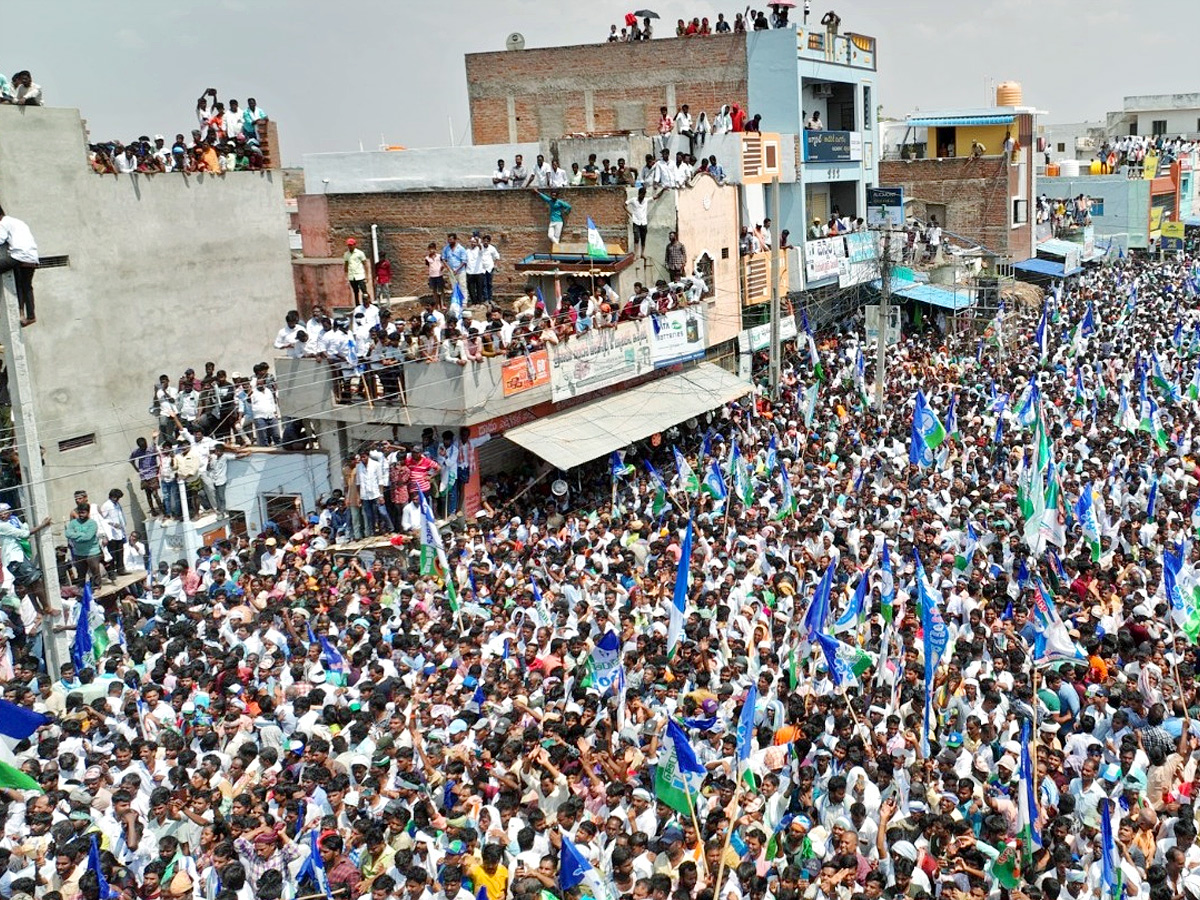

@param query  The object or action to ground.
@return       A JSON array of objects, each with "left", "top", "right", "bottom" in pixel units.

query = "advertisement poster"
[
  {"left": 501, "top": 350, "right": 551, "bottom": 396},
  {"left": 549, "top": 321, "right": 654, "bottom": 402},
  {"left": 649, "top": 307, "right": 707, "bottom": 368}
]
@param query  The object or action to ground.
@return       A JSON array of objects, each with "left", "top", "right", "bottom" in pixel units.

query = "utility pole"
[
  {"left": 0, "top": 274, "right": 63, "bottom": 672},
  {"left": 875, "top": 228, "right": 893, "bottom": 411},
  {"left": 768, "top": 176, "right": 782, "bottom": 398}
]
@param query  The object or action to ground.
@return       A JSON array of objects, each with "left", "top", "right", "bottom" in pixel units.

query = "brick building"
[
  {"left": 465, "top": 37, "right": 749, "bottom": 145},
  {"left": 878, "top": 156, "right": 1027, "bottom": 260},
  {"left": 877, "top": 107, "right": 1040, "bottom": 261},
  {"left": 296, "top": 187, "right": 631, "bottom": 306}
]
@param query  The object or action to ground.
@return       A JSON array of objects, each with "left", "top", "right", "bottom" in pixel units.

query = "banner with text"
[
  {"left": 549, "top": 321, "right": 654, "bottom": 402},
  {"left": 649, "top": 307, "right": 707, "bottom": 368},
  {"left": 805, "top": 236, "right": 847, "bottom": 283},
  {"left": 501, "top": 350, "right": 551, "bottom": 396}
]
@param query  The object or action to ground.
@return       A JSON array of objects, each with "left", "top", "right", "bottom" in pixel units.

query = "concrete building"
[
  {"left": 1108, "top": 93, "right": 1200, "bottom": 138},
  {"left": 1041, "top": 121, "right": 1106, "bottom": 162},
  {"left": 0, "top": 106, "right": 295, "bottom": 527},
  {"left": 465, "top": 24, "right": 879, "bottom": 291},
  {"left": 878, "top": 101, "right": 1042, "bottom": 261}
]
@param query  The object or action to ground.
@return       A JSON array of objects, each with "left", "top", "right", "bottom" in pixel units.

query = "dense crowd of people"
[
  {"left": 88, "top": 89, "right": 268, "bottom": 175},
  {"left": 7, "top": 249, "right": 1200, "bottom": 900}
]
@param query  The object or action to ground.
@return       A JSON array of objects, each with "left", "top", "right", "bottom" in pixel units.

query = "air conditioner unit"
[{"left": 812, "top": 83, "right": 835, "bottom": 98}]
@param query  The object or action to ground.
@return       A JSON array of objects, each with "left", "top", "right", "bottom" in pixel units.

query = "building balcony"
[
  {"left": 741, "top": 250, "right": 789, "bottom": 305},
  {"left": 275, "top": 308, "right": 718, "bottom": 429},
  {"left": 796, "top": 29, "right": 877, "bottom": 70}
]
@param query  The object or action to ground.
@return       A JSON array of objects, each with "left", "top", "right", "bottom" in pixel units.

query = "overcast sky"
[{"left": 14, "top": 0, "right": 1198, "bottom": 166}]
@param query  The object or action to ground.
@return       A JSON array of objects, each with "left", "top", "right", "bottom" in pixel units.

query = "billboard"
[
  {"left": 805, "top": 236, "right": 847, "bottom": 282},
  {"left": 501, "top": 350, "right": 551, "bottom": 396},
  {"left": 1162, "top": 221, "right": 1186, "bottom": 252},
  {"left": 839, "top": 232, "right": 879, "bottom": 287},
  {"left": 549, "top": 321, "right": 654, "bottom": 402},
  {"left": 804, "top": 130, "right": 863, "bottom": 163},
  {"left": 866, "top": 187, "right": 905, "bottom": 228},
  {"left": 648, "top": 307, "right": 707, "bottom": 368}
]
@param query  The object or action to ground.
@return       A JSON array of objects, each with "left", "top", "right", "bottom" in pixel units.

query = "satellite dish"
[{"left": 506, "top": 32, "right": 526, "bottom": 50}]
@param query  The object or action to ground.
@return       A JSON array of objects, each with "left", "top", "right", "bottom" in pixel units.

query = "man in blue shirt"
[
  {"left": 532, "top": 189, "right": 572, "bottom": 245},
  {"left": 441, "top": 234, "right": 469, "bottom": 300}
]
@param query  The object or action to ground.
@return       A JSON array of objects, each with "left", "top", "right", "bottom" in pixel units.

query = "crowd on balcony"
[
  {"left": 490, "top": 148, "right": 729, "bottom": 192},
  {"left": 1037, "top": 195, "right": 1095, "bottom": 231},
  {"left": 0, "top": 70, "right": 42, "bottom": 105},
  {"left": 88, "top": 89, "right": 268, "bottom": 175},
  {"left": 1097, "top": 135, "right": 1198, "bottom": 175},
  {"left": 275, "top": 237, "right": 709, "bottom": 405}
]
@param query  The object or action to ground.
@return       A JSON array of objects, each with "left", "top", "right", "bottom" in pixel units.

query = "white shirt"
[
  {"left": 492, "top": 167, "right": 511, "bottom": 188},
  {"left": 479, "top": 244, "right": 500, "bottom": 273},
  {"left": 547, "top": 167, "right": 569, "bottom": 189},
  {"left": 353, "top": 303, "right": 381, "bottom": 332},
  {"left": 99, "top": 499, "right": 127, "bottom": 541},
  {"left": 0, "top": 216, "right": 38, "bottom": 264},
  {"left": 626, "top": 197, "right": 650, "bottom": 226}
]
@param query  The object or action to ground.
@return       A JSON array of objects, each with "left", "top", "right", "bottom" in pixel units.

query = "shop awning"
[
  {"left": 503, "top": 363, "right": 750, "bottom": 471},
  {"left": 891, "top": 281, "right": 974, "bottom": 311},
  {"left": 906, "top": 114, "right": 1015, "bottom": 127},
  {"left": 1013, "top": 257, "right": 1081, "bottom": 278}
]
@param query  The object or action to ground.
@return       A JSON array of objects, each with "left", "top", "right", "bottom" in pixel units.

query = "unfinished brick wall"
[
  {"left": 466, "top": 36, "right": 749, "bottom": 145},
  {"left": 879, "top": 156, "right": 1031, "bottom": 260},
  {"left": 319, "top": 187, "right": 632, "bottom": 300}
]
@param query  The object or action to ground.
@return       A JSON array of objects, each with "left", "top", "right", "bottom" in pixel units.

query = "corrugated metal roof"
[
  {"left": 503, "top": 363, "right": 751, "bottom": 471},
  {"left": 1013, "top": 257, "right": 1082, "bottom": 277},
  {"left": 891, "top": 282, "right": 974, "bottom": 310},
  {"left": 906, "top": 114, "right": 1015, "bottom": 127}
]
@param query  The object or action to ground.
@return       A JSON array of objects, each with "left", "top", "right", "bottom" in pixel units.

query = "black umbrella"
[{"left": 633, "top": 9, "right": 660, "bottom": 18}]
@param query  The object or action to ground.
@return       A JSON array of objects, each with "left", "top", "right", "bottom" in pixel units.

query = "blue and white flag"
[
  {"left": 803, "top": 560, "right": 835, "bottom": 640},
  {"left": 584, "top": 630, "right": 623, "bottom": 696},
  {"left": 667, "top": 519, "right": 693, "bottom": 657},
  {"left": 736, "top": 684, "right": 758, "bottom": 786},
  {"left": 0, "top": 699, "right": 50, "bottom": 742},
  {"left": 834, "top": 569, "right": 870, "bottom": 633}
]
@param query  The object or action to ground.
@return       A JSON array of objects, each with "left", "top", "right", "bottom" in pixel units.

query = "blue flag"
[
  {"left": 559, "top": 833, "right": 601, "bottom": 894},
  {"left": 667, "top": 518, "right": 693, "bottom": 656},
  {"left": 803, "top": 560, "right": 835, "bottom": 640},
  {"left": 71, "top": 582, "right": 95, "bottom": 673},
  {"left": 1100, "top": 798, "right": 1121, "bottom": 900},
  {"left": 0, "top": 698, "right": 51, "bottom": 741},
  {"left": 834, "top": 569, "right": 870, "bottom": 632},
  {"left": 736, "top": 684, "right": 758, "bottom": 785},
  {"left": 88, "top": 835, "right": 117, "bottom": 900}
]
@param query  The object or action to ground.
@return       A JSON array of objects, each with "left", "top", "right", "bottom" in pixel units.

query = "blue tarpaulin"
[
  {"left": 906, "top": 115, "right": 1015, "bottom": 127},
  {"left": 1013, "top": 257, "right": 1081, "bottom": 278}
]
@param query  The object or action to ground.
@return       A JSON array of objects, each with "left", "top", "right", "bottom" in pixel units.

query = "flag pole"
[
  {"left": 683, "top": 779, "right": 709, "bottom": 878},
  {"left": 712, "top": 779, "right": 744, "bottom": 899},
  {"left": 1031, "top": 663, "right": 1040, "bottom": 788}
]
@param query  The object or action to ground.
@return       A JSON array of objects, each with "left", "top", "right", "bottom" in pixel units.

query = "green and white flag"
[
  {"left": 418, "top": 491, "right": 444, "bottom": 576},
  {"left": 586, "top": 217, "right": 607, "bottom": 259},
  {"left": 654, "top": 720, "right": 706, "bottom": 815},
  {"left": 673, "top": 448, "right": 700, "bottom": 495}
]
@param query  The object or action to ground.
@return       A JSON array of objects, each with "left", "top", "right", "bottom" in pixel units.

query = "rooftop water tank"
[
  {"left": 996, "top": 81, "right": 1023, "bottom": 107},
  {"left": 1059, "top": 160, "right": 1081, "bottom": 177}
]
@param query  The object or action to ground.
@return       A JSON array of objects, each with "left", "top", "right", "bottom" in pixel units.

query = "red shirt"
[
  {"left": 375, "top": 259, "right": 392, "bottom": 285},
  {"left": 407, "top": 454, "right": 438, "bottom": 495}
]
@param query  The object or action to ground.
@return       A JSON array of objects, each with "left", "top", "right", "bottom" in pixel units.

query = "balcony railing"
[{"left": 797, "top": 29, "right": 877, "bottom": 70}]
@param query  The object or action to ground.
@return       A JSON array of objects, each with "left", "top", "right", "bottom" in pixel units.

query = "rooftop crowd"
[
  {"left": 4, "top": 246, "right": 1200, "bottom": 900},
  {"left": 88, "top": 89, "right": 268, "bottom": 175}
]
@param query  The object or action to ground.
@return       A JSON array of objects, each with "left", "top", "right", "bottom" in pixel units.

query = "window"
[
  {"left": 863, "top": 86, "right": 872, "bottom": 130},
  {"left": 1056, "top": 143, "right": 1065, "bottom": 153},
  {"left": 1012, "top": 199, "right": 1029, "bottom": 226},
  {"left": 58, "top": 433, "right": 96, "bottom": 452},
  {"left": 1152, "top": 119, "right": 1167, "bottom": 136},
  {"left": 693, "top": 252, "right": 716, "bottom": 299}
]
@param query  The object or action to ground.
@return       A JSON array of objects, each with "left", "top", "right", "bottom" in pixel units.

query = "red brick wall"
[
  {"left": 879, "top": 157, "right": 1024, "bottom": 259},
  {"left": 318, "top": 187, "right": 632, "bottom": 300},
  {"left": 466, "top": 36, "right": 749, "bottom": 145}
]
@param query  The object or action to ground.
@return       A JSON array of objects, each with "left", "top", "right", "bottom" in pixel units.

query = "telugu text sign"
[
  {"left": 805, "top": 236, "right": 846, "bottom": 283},
  {"left": 549, "top": 321, "right": 654, "bottom": 402},
  {"left": 501, "top": 350, "right": 551, "bottom": 396}
]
